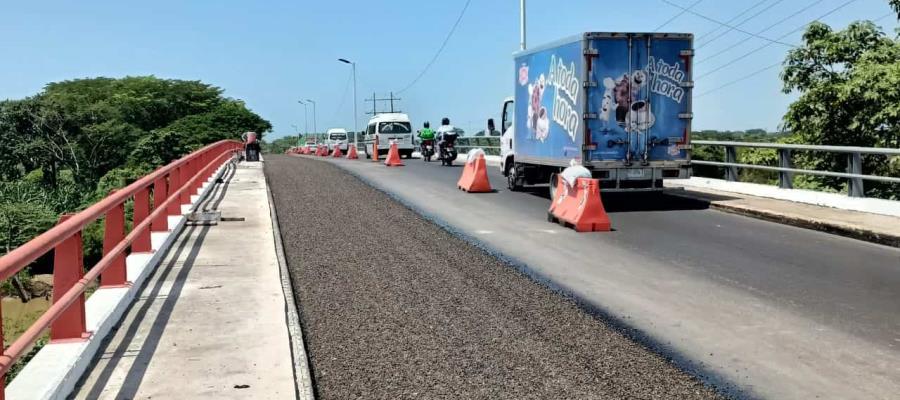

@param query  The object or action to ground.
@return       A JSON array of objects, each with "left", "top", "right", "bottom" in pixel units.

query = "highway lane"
[
  {"left": 265, "top": 156, "right": 722, "bottom": 400},
  {"left": 313, "top": 154, "right": 900, "bottom": 400}
]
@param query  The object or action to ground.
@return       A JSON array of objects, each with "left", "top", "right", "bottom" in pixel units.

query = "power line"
[
  {"left": 695, "top": 61, "right": 782, "bottom": 98},
  {"left": 659, "top": 0, "right": 795, "bottom": 46},
  {"left": 654, "top": 0, "right": 704, "bottom": 32},
  {"left": 695, "top": 0, "right": 770, "bottom": 41},
  {"left": 695, "top": 0, "right": 858, "bottom": 81},
  {"left": 696, "top": 7, "right": 893, "bottom": 98},
  {"left": 696, "top": 0, "right": 787, "bottom": 49},
  {"left": 697, "top": 0, "right": 825, "bottom": 65},
  {"left": 396, "top": 0, "right": 472, "bottom": 94},
  {"left": 329, "top": 70, "right": 353, "bottom": 126},
  {"left": 873, "top": 11, "right": 894, "bottom": 22}
]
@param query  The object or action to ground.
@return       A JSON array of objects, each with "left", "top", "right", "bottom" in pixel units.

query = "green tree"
[
  {"left": 262, "top": 135, "right": 301, "bottom": 154},
  {"left": 781, "top": 18, "right": 900, "bottom": 198},
  {"left": 159, "top": 99, "right": 272, "bottom": 148}
]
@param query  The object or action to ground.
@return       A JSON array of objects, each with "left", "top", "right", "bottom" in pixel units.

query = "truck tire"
[
  {"left": 549, "top": 173, "right": 559, "bottom": 201},
  {"left": 507, "top": 163, "right": 523, "bottom": 191}
]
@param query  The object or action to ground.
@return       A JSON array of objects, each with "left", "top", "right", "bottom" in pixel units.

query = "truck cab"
[
  {"left": 364, "top": 113, "right": 415, "bottom": 159},
  {"left": 499, "top": 96, "right": 516, "bottom": 180}
]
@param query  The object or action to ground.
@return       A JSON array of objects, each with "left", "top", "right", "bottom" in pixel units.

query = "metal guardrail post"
[
  {"left": 50, "top": 214, "right": 89, "bottom": 342},
  {"left": 133, "top": 187, "right": 152, "bottom": 252},
  {"left": 778, "top": 149, "right": 793, "bottom": 189},
  {"left": 152, "top": 176, "right": 169, "bottom": 231},
  {"left": 848, "top": 152, "right": 864, "bottom": 197},
  {"left": 725, "top": 146, "right": 738, "bottom": 182},
  {"left": 100, "top": 195, "right": 127, "bottom": 287}
]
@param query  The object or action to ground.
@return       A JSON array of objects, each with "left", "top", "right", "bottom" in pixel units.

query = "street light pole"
[
  {"left": 305, "top": 99, "right": 317, "bottom": 139},
  {"left": 291, "top": 124, "right": 300, "bottom": 146},
  {"left": 338, "top": 58, "right": 358, "bottom": 148},
  {"left": 297, "top": 100, "right": 309, "bottom": 142},
  {"left": 520, "top": 0, "right": 526, "bottom": 51}
]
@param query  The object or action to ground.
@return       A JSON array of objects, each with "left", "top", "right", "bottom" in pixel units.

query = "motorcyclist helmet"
[
  {"left": 441, "top": 117, "right": 450, "bottom": 126},
  {"left": 424, "top": 121, "right": 430, "bottom": 128}
]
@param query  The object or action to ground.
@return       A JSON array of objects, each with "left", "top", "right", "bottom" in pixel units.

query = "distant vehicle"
[
  {"left": 419, "top": 138, "right": 435, "bottom": 162},
  {"left": 325, "top": 128, "right": 349, "bottom": 152},
  {"left": 497, "top": 32, "right": 694, "bottom": 192},
  {"left": 436, "top": 125, "right": 459, "bottom": 166},
  {"left": 304, "top": 140, "right": 317, "bottom": 153},
  {"left": 364, "top": 113, "right": 415, "bottom": 159}
]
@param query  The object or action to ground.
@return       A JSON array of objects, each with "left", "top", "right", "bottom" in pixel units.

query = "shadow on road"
[{"left": 522, "top": 186, "right": 713, "bottom": 213}]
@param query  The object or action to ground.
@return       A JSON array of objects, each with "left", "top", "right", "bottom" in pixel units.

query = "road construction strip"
[{"left": 265, "top": 155, "right": 723, "bottom": 400}]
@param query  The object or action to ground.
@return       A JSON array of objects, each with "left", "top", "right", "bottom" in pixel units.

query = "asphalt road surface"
[
  {"left": 265, "top": 155, "right": 723, "bottom": 400},
  {"left": 286, "top": 153, "right": 900, "bottom": 400}
]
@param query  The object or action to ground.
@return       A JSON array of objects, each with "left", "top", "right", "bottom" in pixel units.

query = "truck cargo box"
[{"left": 511, "top": 32, "right": 693, "bottom": 185}]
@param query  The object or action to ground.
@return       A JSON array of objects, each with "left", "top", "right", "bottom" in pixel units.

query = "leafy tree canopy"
[{"left": 780, "top": 14, "right": 899, "bottom": 197}]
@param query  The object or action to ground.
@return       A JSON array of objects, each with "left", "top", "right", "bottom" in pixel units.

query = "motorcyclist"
[
  {"left": 436, "top": 117, "right": 457, "bottom": 155},
  {"left": 417, "top": 121, "right": 436, "bottom": 156}
]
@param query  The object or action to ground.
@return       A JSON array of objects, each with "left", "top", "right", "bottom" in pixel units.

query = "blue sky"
[{"left": 1, "top": 0, "right": 897, "bottom": 139}]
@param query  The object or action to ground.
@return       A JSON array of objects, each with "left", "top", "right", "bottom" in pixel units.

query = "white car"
[
  {"left": 325, "top": 128, "right": 350, "bottom": 152},
  {"left": 363, "top": 113, "right": 415, "bottom": 159}
]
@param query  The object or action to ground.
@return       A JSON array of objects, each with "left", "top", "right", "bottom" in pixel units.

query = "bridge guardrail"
[
  {"left": 691, "top": 140, "right": 900, "bottom": 198},
  {"left": 352, "top": 137, "right": 502, "bottom": 156},
  {"left": 0, "top": 139, "right": 243, "bottom": 395},
  {"left": 455, "top": 137, "right": 501, "bottom": 156}
]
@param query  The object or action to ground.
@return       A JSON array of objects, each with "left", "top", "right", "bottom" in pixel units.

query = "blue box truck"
[{"left": 497, "top": 32, "right": 694, "bottom": 191}]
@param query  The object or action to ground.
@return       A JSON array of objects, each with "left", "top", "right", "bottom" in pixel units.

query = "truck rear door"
[{"left": 585, "top": 33, "right": 692, "bottom": 164}]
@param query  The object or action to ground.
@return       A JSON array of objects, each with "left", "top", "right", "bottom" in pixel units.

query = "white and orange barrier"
[
  {"left": 457, "top": 149, "right": 492, "bottom": 193},
  {"left": 548, "top": 171, "right": 611, "bottom": 232}
]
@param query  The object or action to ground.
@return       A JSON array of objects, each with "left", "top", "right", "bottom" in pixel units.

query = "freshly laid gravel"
[{"left": 265, "top": 155, "right": 724, "bottom": 400}]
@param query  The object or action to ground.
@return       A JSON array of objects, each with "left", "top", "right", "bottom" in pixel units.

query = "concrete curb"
[
  {"left": 7, "top": 161, "right": 232, "bottom": 400},
  {"left": 667, "top": 190, "right": 900, "bottom": 248},
  {"left": 666, "top": 177, "right": 900, "bottom": 217},
  {"left": 264, "top": 170, "right": 316, "bottom": 400}
]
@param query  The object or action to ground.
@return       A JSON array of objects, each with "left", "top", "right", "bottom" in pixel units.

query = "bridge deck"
[
  {"left": 295, "top": 153, "right": 900, "bottom": 400},
  {"left": 72, "top": 162, "right": 297, "bottom": 399}
]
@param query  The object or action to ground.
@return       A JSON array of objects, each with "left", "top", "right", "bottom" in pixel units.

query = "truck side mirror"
[{"left": 487, "top": 118, "right": 496, "bottom": 133}]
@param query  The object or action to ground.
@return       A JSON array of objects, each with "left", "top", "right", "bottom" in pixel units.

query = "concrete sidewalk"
[
  {"left": 72, "top": 162, "right": 300, "bottom": 399},
  {"left": 666, "top": 182, "right": 900, "bottom": 247}
]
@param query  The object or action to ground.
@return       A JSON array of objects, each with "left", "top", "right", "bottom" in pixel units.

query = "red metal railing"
[{"left": 0, "top": 140, "right": 242, "bottom": 398}]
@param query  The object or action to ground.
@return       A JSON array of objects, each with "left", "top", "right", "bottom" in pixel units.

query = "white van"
[
  {"left": 325, "top": 128, "right": 349, "bottom": 152},
  {"left": 364, "top": 113, "right": 414, "bottom": 159}
]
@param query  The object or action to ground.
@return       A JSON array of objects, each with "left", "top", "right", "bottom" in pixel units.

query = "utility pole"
[{"left": 365, "top": 92, "right": 402, "bottom": 115}]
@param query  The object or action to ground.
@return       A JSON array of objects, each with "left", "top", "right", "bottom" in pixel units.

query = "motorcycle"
[
  {"left": 437, "top": 133, "right": 458, "bottom": 166},
  {"left": 420, "top": 139, "right": 435, "bottom": 162}
]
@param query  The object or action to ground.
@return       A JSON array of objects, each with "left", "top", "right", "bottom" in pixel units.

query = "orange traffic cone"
[
  {"left": 457, "top": 150, "right": 492, "bottom": 192},
  {"left": 383, "top": 141, "right": 404, "bottom": 166},
  {"left": 332, "top": 145, "right": 343, "bottom": 157},
  {"left": 346, "top": 144, "right": 359, "bottom": 159},
  {"left": 320, "top": 145, "right": 329, "bottom": 157},
  {"left": 548, "top": 177, "right": 610, "bottom": 232}
]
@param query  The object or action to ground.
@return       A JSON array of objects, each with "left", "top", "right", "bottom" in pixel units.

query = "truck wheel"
[
  {"left": 507, "top": 163, "right": 523, "bottom": 191},
  {"left": 549, "top": 173, "right": 559, "bottom": 201}
]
